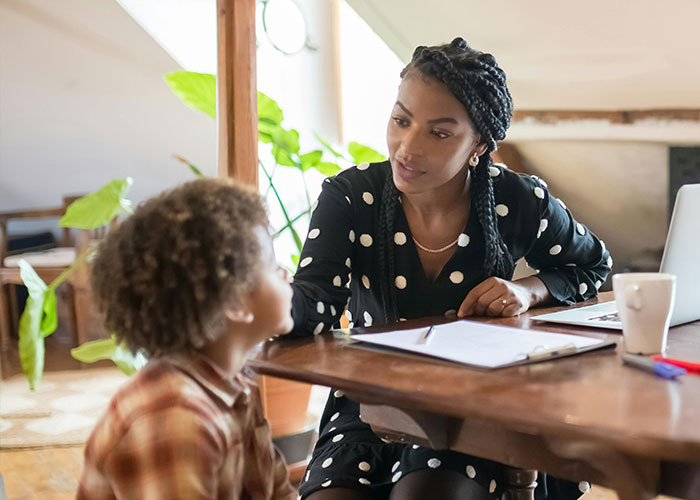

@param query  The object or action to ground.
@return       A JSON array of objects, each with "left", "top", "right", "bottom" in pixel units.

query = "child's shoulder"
[{"left": 113, "top": 358, "right": 225, "bottom": 420}]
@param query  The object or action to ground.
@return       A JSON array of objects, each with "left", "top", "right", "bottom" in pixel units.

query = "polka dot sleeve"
[
  {"left": 522, "top": 176, "right": 612, "bottom": 305},
  {"left": 290, "top": 176, "right": 355, "bottom": 336}
]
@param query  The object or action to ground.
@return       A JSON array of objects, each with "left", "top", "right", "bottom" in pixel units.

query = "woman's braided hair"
[{"left": 377, "top": 37, "right": 515, "bottom": 323}]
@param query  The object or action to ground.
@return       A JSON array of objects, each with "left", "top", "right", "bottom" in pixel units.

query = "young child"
[{"left": 77, "top": 178, "right": 297, "bottom": 500}]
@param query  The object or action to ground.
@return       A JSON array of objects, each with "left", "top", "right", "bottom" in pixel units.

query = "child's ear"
[{"left": 224, "top": 307, "right": 255, "bottom": 324}]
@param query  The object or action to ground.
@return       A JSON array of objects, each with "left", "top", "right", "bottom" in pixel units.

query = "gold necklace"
[{"left": 412, "top": 236, "right": 459, "bottom": 254}]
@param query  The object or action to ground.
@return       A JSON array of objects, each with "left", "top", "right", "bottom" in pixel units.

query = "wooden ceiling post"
[{"left": 216, "top": 0, "right": 258, "bottom": 185}]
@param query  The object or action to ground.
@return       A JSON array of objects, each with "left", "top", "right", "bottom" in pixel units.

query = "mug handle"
[{"left": 625, "top": 284, "right": 642, "bottom": 310}]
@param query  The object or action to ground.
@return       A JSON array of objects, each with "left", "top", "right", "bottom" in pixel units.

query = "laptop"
[{"left": 531, "top": 183, "right": 700, "bottom": 330}]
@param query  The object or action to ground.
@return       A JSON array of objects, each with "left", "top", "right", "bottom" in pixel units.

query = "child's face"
[{"left": 248, "top": 226, "right": 294, "bottom": 338}]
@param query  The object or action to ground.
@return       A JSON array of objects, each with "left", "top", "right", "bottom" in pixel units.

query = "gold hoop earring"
[{"left": 469, "top": 154, "right": 480, "bottom": 167}]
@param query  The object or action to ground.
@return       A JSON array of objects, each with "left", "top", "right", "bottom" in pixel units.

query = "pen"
[
  {"left": 650, "top": 355, "right": 700, "bottom": 375},
  {"left": 622, "top": 353, "right": 687, "bottom": 379},
  {"left": 416, "top": 326, "right": 434, "bottom": 345}
]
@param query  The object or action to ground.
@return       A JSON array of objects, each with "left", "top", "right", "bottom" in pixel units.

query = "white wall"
[
  {"left": 0, "top": 0, "right": 217, "bottom": 219},
  {"left": 0, "top": 0, "right": 342, "bottom": 268}
]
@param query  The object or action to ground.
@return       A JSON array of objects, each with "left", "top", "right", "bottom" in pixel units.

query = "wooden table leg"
[{"left": 504, "top": 467, "right": 538, "bottom": 500}]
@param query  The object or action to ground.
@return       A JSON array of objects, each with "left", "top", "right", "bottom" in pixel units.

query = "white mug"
[{"left": 612, "top": 273, "right": 676, "bottom": 354}]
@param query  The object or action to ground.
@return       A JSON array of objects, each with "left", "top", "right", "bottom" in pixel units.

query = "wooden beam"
[
  {"left": 216, "top": 0, "right": 258, "bottom": 184},
  {"left": 513, "top": 109, "right": 700, "bottom": 125}
]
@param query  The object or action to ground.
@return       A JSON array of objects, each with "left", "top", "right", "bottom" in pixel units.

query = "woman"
[{"left": 291, "top": 38, "right": 610, "bottom": 500}]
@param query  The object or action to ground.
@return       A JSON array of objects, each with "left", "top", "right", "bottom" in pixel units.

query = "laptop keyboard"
[{"left": 588, "top": 312, "right": 620, "bottom": 322}]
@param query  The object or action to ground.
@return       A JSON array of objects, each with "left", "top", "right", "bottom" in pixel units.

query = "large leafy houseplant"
[
  {"left": 164, "top": 70, "right": 385, "bottom": 267},
  {"left": 15, "top": 72, "right": 384, "bottom": 389}
]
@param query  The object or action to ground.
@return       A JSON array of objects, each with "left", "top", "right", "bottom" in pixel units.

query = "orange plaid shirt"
[{"left": 77, "top": 354, "right": 296, "bottom": 500}]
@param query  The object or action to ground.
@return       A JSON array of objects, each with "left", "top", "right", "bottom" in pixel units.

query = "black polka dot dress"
[{"left": 292, "top": 161, "right": 610, "bottom": 499}]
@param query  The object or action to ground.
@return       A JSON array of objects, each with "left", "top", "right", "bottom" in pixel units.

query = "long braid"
[
  {"left": 395, "top": 37, "right": 515, "bottom": 280},
  {"left": 377, "top": 171, "right": 400, "bottom": 322}
]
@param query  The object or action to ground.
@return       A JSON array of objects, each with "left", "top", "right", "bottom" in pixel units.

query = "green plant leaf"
[
  {"left": 40, "top": 289, "right": 57, "bottom": 337},
  {"left": 314, "top": 132, "right": 345, "bottom": 159},
  {"left": 314, "top": 161, "right": 342, "bottom": 177},
  {"left": 291, "top": 254, "right": 300, "bottom": 267},
  {"left": 164, "top": 71, "right": 216, "bottom": 118},
  {"left": 17, "top": 260, "right": 57, "bottom": 390},
  {"left": 172, "top": 155, "right": 204, "bottom": 178},
  {"left": 258, "top": 91, "right": 283, "bottom": 125},
  {"left": 271, "top": 128, "right": 300, "bottom": 167},
  {"left": 60, "top": 178, "right": 133, "bottom": 229},
  {"left": 299, "top": 150, "right": 322, "bottom": 171},
  {"left": 348, "top": 141, "right": 386, "bottom": 164},
  {"left": 71, "top": 336, "right": 147, "bottom": 376}
]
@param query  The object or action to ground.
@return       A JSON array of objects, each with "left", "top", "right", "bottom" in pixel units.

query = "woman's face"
[{"left": 386, "top": 73, "right": 483, "bottom": 195}]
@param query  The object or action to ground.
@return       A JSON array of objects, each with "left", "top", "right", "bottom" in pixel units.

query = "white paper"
[{"left": 350, "top": 320, "right": 606, "bottom": 368}]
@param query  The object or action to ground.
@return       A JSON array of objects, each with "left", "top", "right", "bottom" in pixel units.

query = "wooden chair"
[{"left": 0, "top": 196, "right": 109, "bottom": 363}]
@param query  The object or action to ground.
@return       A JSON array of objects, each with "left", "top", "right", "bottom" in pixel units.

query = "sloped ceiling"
[{"left": 347, "top": 0, "right": 700, "bottom": 110}]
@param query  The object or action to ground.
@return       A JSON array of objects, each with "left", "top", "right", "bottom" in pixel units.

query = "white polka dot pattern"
[
  {"left": 489, "top": 166, "right": 500, "bottom": 177},
  {"left": 579, "top": 283, "right": 588, "bottom": 295},
  {"left": 359, "top": 478, "right": 371, "bottom": 485},
  {"left": 578, "top": 481, "right": 591, "bottom": 493},
  {"left": 345, "top": 257, "right": 351, "bottom": 268},
  {"left": 332, "top": 434, "right": 344, "bottom": 442},
  {"left": 394, "top": 232, "right": 407, "bottom": 245},
  {"left": 558, "top": 198, "right": 567, "bottom": 210},
  {"left": 300, "top": 257, "right": 313, "bottom": 267},
  {"left": 308, "top": 228, "right": 320, "bottom": 239},
  {"left": 549, "top": 245, "right": 562, "bottom": 256},
  {"left": 313, "top": 323, "right": 324, "bottom": 335},
  {"left": 362, "top": 192, "right": 374, "bottom": 205},
  {"left": 534, "top": 187, "right": 545, "bottom": 199},
  {"left": 576, "top": 223, "right": 585, "bottom": 235},
  {"left": 392, "top": 461, "right": 400, "bottom": 472},
  {"left": 333, "top": 275, "right": 342, "bottom": 287},
  {"left": 364, "top": 311, "right": 373, "bottom": 326},
  {"left": 395, "top": 275, "right": 407, "bottom": 289},
  {"left": 466, "top": 465, "right": 476, "bottom": 478},
  {"left": 392, "top": 471, "right": 402, "bottom": 482},
  {"left": 334, "top": 390, "right": 344, "bottom": 398},
  {"left": 345, "top": 196, "right": 351, "bottom": 205},
  {"left": 489, "top": 479, "right": 497, "bottom": 493},
  {"left": 450, "top": 271, "right": 464, "bottom": 284},
  {"left": 360, "top": 234, "right": 373, "bottom": 247},
  {"left": 357, "top": 162, "right": 370, "bottom": 170},
  {"left": 349, "top": 230, "right": 355, "bottom": 242},
  {"left": 330, "top": 305, "right": 336, "bottom": 316},
  {"left": 495, "top": 204, "right": 509, "bottom": 216},
  {"left": 321, "top": 480, "right": 332, "bottom": 487},
  {"left": 458, "top": 233, "right": 470, "bottom": 247},
  {"left": 330, "top": 412, "right": 340, "bottom": 422},
  {"left": 359, "top": 461, "right": 371, "bottom": 472},
  {"left": 322, "top": 458, "right": 333, "bottom": 468},
  {"left": 317, "top": 302, "right": 325, "bottom": 314},
  {"left": 362, "top": 275, "right": 370, "bottom": 289},
  {"left": 427, "top": 458, "right": 441, "bottom": 468}
]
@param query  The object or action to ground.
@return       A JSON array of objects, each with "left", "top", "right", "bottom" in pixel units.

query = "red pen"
[{"left": 650, "top": 355, "right": 700, "bottom": 375}]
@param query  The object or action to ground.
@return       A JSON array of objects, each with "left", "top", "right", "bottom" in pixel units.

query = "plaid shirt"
[{"left": 77, "top": 354, "right": 296, "bottom": 500}]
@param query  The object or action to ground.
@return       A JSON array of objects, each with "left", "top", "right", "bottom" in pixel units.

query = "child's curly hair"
[{"left": 91, "top": 178, "right": 268, "bottom": 357}]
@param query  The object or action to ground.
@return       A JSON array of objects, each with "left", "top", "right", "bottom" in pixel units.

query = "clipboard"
[{"left": 348, "top": 320, "right": 616, "bottom": 369}]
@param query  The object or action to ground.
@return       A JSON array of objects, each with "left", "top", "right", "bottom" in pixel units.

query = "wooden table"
[{"left": 250, "top": 293, "right": 700, "bottom": 500}]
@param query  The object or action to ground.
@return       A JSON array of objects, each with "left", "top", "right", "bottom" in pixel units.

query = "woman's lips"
[{"left": 394, "top": 159, "right": 425, "bottom": 180}]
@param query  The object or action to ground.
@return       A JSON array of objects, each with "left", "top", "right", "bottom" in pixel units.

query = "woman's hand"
[{"left": 457, "top": 276, "right": 551, "bottom": 318}]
